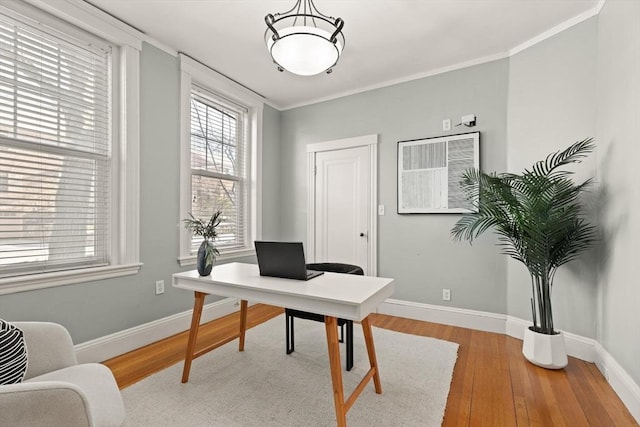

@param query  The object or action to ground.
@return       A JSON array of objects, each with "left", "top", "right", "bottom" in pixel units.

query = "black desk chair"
[{"left": 285, "top": 262, "right": 364, "bottom": 371}]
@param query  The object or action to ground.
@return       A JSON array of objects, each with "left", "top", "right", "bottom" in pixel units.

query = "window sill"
[
  {"left": 0, "top": 263, "right": 143, "bottom": 295},
  {"left": 177, "top": 248, "right": 256, "bottom": 267}
]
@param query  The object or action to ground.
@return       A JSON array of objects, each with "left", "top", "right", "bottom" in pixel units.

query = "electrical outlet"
[
  {"left": 155, "top": 280, "right": 165, "bottom": 295},
  {"left": 442, "top": 119, "right": 451, "bottom": 131},
  {"left": 442, "top": 288, "right": 451, "bottom": 301}
]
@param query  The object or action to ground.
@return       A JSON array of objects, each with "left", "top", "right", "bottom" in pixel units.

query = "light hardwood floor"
[{"left": 104, "top": 304, "right": 638, "bottom": 426}]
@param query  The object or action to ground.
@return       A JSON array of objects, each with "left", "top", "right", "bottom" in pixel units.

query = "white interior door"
[{"left": 314, "top": 145, "right": 371, "bottom": 273}]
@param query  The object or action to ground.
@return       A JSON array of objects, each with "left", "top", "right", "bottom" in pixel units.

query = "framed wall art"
[{"left": 397, "top": 131, "right": 479, "bottom": 214}]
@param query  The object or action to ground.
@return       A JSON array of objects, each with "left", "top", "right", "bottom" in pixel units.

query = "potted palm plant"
[
  {"left": 451, "top": 138, "right": 596, "bottom": 369},
  {"left": 183, "top": 210, "right": 222, "bottom": 276}
]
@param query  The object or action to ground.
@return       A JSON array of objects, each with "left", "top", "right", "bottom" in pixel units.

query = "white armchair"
[{"left": 0, "top": 322, "right": 124, "bottom": 427}]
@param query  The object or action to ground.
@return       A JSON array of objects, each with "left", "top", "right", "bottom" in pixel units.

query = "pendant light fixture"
[{"left": 264, "top": 0, "right": 345, "bottom": 76}]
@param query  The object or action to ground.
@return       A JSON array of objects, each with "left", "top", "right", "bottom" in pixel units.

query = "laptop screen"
[{"left": 254, "top": 241, "right": 323, "bottom": 281}]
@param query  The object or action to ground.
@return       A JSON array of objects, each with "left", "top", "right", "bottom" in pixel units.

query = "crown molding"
[{"left": 509, "top": 1, "right": 603, "bottom": 56}]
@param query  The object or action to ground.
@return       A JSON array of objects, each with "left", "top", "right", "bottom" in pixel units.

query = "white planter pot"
[{"left": 522, "top": 327, "right": 568, "bottom": 369}]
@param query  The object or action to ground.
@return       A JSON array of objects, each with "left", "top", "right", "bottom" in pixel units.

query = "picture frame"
[{"left": 397, "top": 131, "right": 480, "bottom": 214}]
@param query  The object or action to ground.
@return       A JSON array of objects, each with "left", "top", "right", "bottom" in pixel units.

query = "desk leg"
[
  {"left": 361, "top": 316, "right": 382, "bottom": 394},
  {"left": 239, "top": 299, "right": 248, "bottom": 351},
  {"left": 181, "top": 291, "right": 206, "bottom": 383},
  {"left": 325, "top": 316, "right": 347, "bottom": 427}
]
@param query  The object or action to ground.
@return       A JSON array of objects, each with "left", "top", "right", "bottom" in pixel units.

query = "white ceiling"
[{"left": 87, "top": 0, "right": 600, "bottom": 110}]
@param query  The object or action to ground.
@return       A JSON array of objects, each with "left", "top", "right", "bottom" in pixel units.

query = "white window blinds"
[
  {"left": 189, "top": 87, "right": 247, "bottom": 253},
  {"left": 0, "top": 10, "right": 111, "bottom": 277}
]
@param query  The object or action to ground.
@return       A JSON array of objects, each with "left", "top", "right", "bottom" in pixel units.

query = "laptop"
[{"left": 254, "top": 241, "right": 324, "bottom": 281}]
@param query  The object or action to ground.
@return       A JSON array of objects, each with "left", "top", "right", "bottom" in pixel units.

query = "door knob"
[{"left": 359, "top": 232, "right": 367, "bottom": 237}]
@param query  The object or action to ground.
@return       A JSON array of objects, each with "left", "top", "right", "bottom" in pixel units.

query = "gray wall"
[
  {"left": 261, "top": 104, "right": 282, "bottom": 240},
  {"left": 0, "top": 43, "right": 278, "bottom": 343},
  {"left": 595, "top": 0, "right": 640, "bottom": 386},
  {"left": 505, "top": 18, "right": 599, "bottom": 339},
  {"left": 280, "top": 60, "right": 510, "bottom": 314}
]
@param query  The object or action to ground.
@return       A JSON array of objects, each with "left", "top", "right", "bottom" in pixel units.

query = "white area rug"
[{"left": 122, "top": 315, "right": 458, "bottom": 426}]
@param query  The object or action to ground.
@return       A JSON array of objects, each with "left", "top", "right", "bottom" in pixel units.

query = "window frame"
[
  {"left": 178, "top": 55, "right": 263, "bottom": 265},
  {"left": 0, "top": 0, "right": 141, "bottom": 294}
]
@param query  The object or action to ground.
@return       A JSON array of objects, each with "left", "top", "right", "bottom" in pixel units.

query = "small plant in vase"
[{"left": 184, "top": 210, "right": 222, "bottom": 276}]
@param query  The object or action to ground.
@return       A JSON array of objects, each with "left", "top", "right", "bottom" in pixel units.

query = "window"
[
  {"left": 0, "top": 2, "right": 140, "bottom": 292},
  {"left": 0, "top": 10, "right": 110, "bottom": 277},
  {"left": 179, "top": 55, "right": 262, "bottom": 264},
  {"left": 189, "top": 88, "right": 247, "bottom": 252}
]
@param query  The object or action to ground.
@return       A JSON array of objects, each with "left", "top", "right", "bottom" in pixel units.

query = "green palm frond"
[
  {"left": 530, "top": 137, "right": 594, "bottom": 177},
  {"left": 450, "top": 139, "right": 596, "bottom": 334},
  {"left": 183, "top": 210, "right": 223, "bottom": 240}
]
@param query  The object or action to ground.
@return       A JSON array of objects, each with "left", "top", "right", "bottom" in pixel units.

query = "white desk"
[{"left": 172, "top": 262, "right": 395, "bottom": 427}]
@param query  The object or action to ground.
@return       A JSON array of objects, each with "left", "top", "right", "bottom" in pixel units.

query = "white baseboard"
[
  {"left": 74, "top": 297, "right": 241, "bottom": 363},
  {"left": 378, "top": 298, "right": 507, "bottom": 334},
  {"left": 594, "top": 342, "right": 640, "bottom": 424},
  {"left": 379, "top": 298, "right": 639, "bottom": 425},
  {"left": 379, "top": 299, "right": 597, "bottom": 362}
]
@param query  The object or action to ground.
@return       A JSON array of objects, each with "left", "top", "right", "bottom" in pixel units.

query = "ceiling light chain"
[{"left": 264, "top": 0, "right": 345, "bottom": 76}]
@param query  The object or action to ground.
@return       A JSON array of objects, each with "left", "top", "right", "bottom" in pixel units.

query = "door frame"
[{"left": 306, "top": 134, "right": 378, "bottom": 276}]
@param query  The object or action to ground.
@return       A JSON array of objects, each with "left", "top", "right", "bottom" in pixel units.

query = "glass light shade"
[{"left": 267, "top": 26, "right": 343, "bottom": 76}]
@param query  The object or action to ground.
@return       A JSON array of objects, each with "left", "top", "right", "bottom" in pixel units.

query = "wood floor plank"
[
  {"left": 506, "top": 336, "right": 532, "bottom": 427},
  {"left": 104, "top": 304, "right": 639, "bottom": 426},
  {"left": 534, "top": 361, "right": 584, "bottom": 426},
  {"left": 523, "top": 352, "right": 559, "bottom": 426},
  {"left": 495, "top": 332, "right": 519, "bottom": 425},
  {"left": 564, "top": 359, "right": 617, "bottom": 426},
  {"left": 468, "top": 331, "right": 517, "bottom": 427},
  {"left": 546, "top": 358, "right": 591, "bottom": 426},
  {"left": 443, "top": 325, "right": 474, "bottom": 427},
  {"left": 580, "top": 360, "right": 639, "bottom": 426}
]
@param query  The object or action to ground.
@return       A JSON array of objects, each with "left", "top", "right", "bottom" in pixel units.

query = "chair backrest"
[
  {"left": 14, "top": 322, "right": 77, "bottom": 379},
  {"left": 305, "top": 263, "right": 364, "bottom": 275}
]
